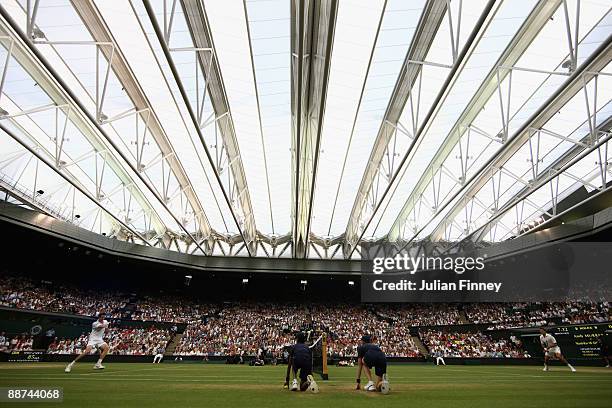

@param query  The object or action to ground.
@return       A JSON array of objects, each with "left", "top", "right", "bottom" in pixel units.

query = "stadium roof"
[{"left": 0, "top": 0, "right": 610, "bottom": 260}]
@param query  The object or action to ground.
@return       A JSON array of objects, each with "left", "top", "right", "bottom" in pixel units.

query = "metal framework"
[
  {"left": 0, "top": 110, "right": 152, "bottom": 240},
  {"left": 0, "top": 3, "right": 221, "bottom": 254},
  {"left": 387, "top": 0, "right": 562, "bottom": 242},
  {"left": 343, "top": 0, "right": 500, "bottom": 258},
  {"left": 415, "top": 38, "right": 612, "bottom": 251},
  {"left": 0, "top": 15, "right": 169, "bottom": 244},
  {"left": 67, "top": 0, "right": 214, "bottom": 252},
  {"left": 397, "top": 115, "right": 612, "bottom": 260},
  {"left": 0, "top": 123, "right": 151, "bottom": 244},
  {"left": 471, "top": 118, "right": 612, "bottom": 245},
  {"left": 0, "top": 160, "right": 76, "bottom": 224},
  {"left": 145, "top": 0, "right": 258, "bottom": 256}
]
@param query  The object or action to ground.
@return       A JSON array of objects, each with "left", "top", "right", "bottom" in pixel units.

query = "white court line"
[
  {"left": 2, "top": 374, "right": 610, "bottom": 383},
  {"left": 2, "top": 371, "right": 612, "bottom": 384},
  {"left": 3, "top": 370, "right": 608, "bottom": 379}
]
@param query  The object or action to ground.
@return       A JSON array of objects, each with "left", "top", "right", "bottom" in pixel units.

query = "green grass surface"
[{"left": 1, "top": 362, "right": 611, "bottom": 407}]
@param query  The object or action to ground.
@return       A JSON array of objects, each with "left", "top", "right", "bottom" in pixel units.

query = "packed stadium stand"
[
  {"left": 46, "top": 327, "right": 171, "bottom": 356},
  {"left": 0, "top": 332, "right": 33, "bottom": 352},
  {"left": 1, "top": 275, "right": 609, "bottom": 358},
  {"left": 419, "top": 329, "right": 530, "bottom": 358}
]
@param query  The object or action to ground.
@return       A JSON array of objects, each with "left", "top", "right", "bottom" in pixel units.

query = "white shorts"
[
  {"left": 546, "top": 346, "right": 561, "bottom": 357},
  {"left": 87, "top": 339, "right": 108, "bottom": 350}
]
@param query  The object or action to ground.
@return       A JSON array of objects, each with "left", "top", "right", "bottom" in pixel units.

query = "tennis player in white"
[
  {"left": 65, "top": 312, "right": 110, "bottom": 372},
  {"left": 540, "top": 327, "right": 575, "bottom": 372}
]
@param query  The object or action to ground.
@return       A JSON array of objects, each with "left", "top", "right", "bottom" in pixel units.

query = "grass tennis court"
[{"left": 1, "top": 363, "right": 611, "bottom": 408}]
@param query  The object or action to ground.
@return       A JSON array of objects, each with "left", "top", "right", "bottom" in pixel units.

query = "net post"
[{"left": 321, "top": 333, "right": 328, "bottom": 380}]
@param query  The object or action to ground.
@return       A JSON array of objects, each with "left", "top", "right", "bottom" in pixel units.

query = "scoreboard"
[
  {"left": 521, "top": 322, "right": 612, "bottom": 360},
  {"left": 550, "top": 323, "right": 611, "bottom": 358}
]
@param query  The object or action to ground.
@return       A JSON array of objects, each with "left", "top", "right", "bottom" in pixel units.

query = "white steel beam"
[
  {"left": 343, "top": 0, "right": 500, "bottom": 258},
  {"left": 0, "top": 4, "right": 211, "bottom": 254},
  {"left": 69, "top": 0, "right": 213, "bottom": 252},
  {"left": 291, "top": 0, "right": 338, "bottom": 258},
  {"left": 426, "top": 39, "right": 612, "bottom": 242},
  {"left": 145, "top": 0, "right": 257, "bottom": 256},
  {"left": 387, "top": 0, "right": 562, "bottom": 241},
  {"left": 0, "top": 122, "right": 151, "bottom": 244}
]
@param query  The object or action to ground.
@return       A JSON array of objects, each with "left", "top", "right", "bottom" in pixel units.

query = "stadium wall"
[
  {"left": 2, "top": 308, "right": 610, "bottom": 366},
  {"left": 2, "top": 200, "right": 612, "bottom": 275},
  {"left": 2, "top": 353, "right": 608, "bottom": 367}
]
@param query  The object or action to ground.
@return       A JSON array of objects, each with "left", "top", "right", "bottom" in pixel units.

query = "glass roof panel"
[
  {"left": 366, "top": 0, "right": 529, "bottom": 239},
  {"left": 111, "top": 1, "right": 247, "bottom": 236},
  {"left": 200, "top": 0, "right": 276, "bottom": 234},
  {"left": 311, "top": 0, "right": 426, "bottom": 238},
  {"left": 383, "top": 0, "right": 610, "bottom": 244},
  {"left": 443, "top": 59, "right": 612, "bottom": 242},
  {"left": 0, "top": 36, "right": 166, "bottom": 236},
  {"left": 1, "top": 0, "right": 185, "bottom": 232},
  {"left": 244, "top": 0, "right": 291, "bottom": 236},
  {"left": 311, "top": 0, "right": 387, "bottom": 238}
]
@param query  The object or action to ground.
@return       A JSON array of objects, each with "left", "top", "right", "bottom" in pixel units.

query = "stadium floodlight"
[
  {"left": 348, "top": 281, "right": 355, "bottom": 286},
  {"left": 561, "top": 59, "right": 575, "bottom": 71},
  {"left": 184, "top": 275, "right": 192, "bottom": 287},
  {"left": 300, "top": 280, "right": 307, "bottom": 285},
  {"left": 242, "top": 278, "right": 249, "bottom": 284},
  {"left": 31, "top": 27, "right": 45, "bottom": 40}
]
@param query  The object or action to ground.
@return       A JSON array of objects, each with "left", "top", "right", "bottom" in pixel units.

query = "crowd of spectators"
[
  {"left": 0, "top": 332, "right": 34, "bottom": 352},
  {"left": 375, "top": 304, "right": 463, "bottom": 327},
  {"left": 310, "top": 305, "right": 420, "bottom": 357},
  {"left": 0, "top": 276, "right": 211, "bottom": 324},
  {"left": 375, "top": 324, "right": 421, "bottom": 358},
  {"left": 47, "top": 335, "right": 88, "bottom": 355},
  {"left": 2, "top": 276, "right": 611, "bottom": 358},
  {"left": 0, "top": 276, "right": 127, "bottom": 318},
  {"left": 47, "top": 327, "right": 171, "bottom": 355},
  {"left": 314, "top": 304, "right": 379, "bottom": 357},
  {"left": 174, "top": 304, "right": 306, "bottom": 357},
  {"left": 3, "top": 276, "right": 609, "bottom": 328},
  {"left": 420, "top": 329, "right": 530, "bottom": 358},
  {"left": 131, "top": 297, "right": 215, "bottom": 324},
  {"left": 464, "top": 303, "right": 531, "bottom": 329},
  {"left": 551, "top": 302, "right": 609, "bottom": 325},
  {"left": 464, "top": 302, "right": 611, "bottom": 329},
  {"left": 172, "top": 304, "right": 421, "bottom": 358}
]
